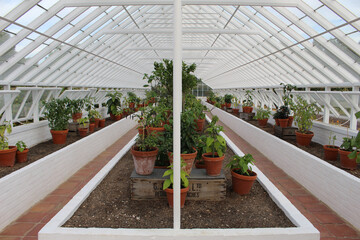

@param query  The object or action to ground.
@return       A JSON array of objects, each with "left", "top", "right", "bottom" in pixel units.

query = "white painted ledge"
[
  {"left": 204, "top": 101, "right": 360, "bottom": 231},
  {"left": 0, "top": 116, "right": 137, "bottom": 232},
  {"left": 39, "top": 119, "right": 319, "bottom": 240}
]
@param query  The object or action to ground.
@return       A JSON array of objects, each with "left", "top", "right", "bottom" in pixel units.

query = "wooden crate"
[
  {"left": 239, "top": 112, "right": 255, "bottom": 121},
  {"left": 274, "top": 125, "right": 297, "bottom": 139},
  {"left": 131, "top": 168, "right": 226, "bottom": 201}
]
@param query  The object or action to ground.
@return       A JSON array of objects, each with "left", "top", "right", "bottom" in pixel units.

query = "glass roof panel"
[
  {"left": 4, "top": 24, "right": 23, "bottom": 35},
  {"left": 71, "top": 7, "right": 97, "bottom": 25},
  {"left": 15, "top": 5, "right": 46, "bottom": 26},
  {"left": 38, "top": 0, "right": 59, "bottom": 10},
  {"left": 52, "top": 24, "right": 73, "bottom": 39},
  {"left": 36, "top": 16, "right": 61, "bottom": 33},
  {"left": 287, "top": 7, "right": 305, "bottom": 19},
  {"left": 57, "top": 7, "right": 76, "bottom": 19},
  {"left": 302, "top": 0, "right": 323, "bottom": 9},
  {"left": 301, "top": 16, "right": 325, "bottom": 33},
  {"left": 316, "top": 5, "right": 346, "bottom": 27},
  {"left": 336, "top": 0, "right": 360, "bottom": 17},
  {"left": 0, "top": 0, "right": 24, "bottom": 17}
]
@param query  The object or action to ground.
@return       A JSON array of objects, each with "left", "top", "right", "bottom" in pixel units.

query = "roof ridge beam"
[{"left": 102, "top": 28, "right": 260, "bottom": 34}]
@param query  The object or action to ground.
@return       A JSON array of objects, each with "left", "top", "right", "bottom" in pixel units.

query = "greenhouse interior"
[{"left": 0, "top": 0, "right": 359, "bottom": 239}]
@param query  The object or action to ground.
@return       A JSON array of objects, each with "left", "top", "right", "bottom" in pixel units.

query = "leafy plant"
[
  {"left": 328, "top": 132, "right": 337, "bottom": 146},
  {"left": 127, "top": 92, "right": 137, "bottom": 103},
  {"left": 204, "top": 115, "right": 226, "bottom": 157},
  {"left": 280, "top": 83, "right": 297, "bottom": 107},
  {"left": 341, "top": 111, "right": 360, "bottom": 163},
  {"left": 162, "top": 159, "right": 189, "bottom": 189},
  {"left": 292, "top": 96, "right": 321, "bottom": 133},
  {"left": 16, "top": 141, "right": 27, "bottom": 152},
  {"left": 224, "top": 94, "right": 233, "bottom": 104},
  {"left": 340, "top": 137, "right": 352, "bottom": 151},
  {"left": 43, "top": 98, "right": 72, "bottom": 130},
  {"left": 134, "top": 132, "right": 158, "bottom": 152},
  {"left": 105, "top": 91, "right": 122, "bottom": 115},
  {"left": 226, "top": 154, "right": 255, "bottom": 176},
  {"left": 77, "top": 117, "right": 89, "bottom": 128},
  {"left": 0, "top": 121, "right": 12, "bottom": 150},
  {"left": 242, "top": 90, "right": 253, "bottom": 107},
  {"left": 88, "top": 109, "right": 101, "bottom": 120},
  {"left": 254, "top": 108, "right": 271, "bottom": 120},
  {"left": 181, "top": 108, "right": 198, "bottom": 154},
  {"left": 69, "top": 98, "right": 85, "bottom": 114}
]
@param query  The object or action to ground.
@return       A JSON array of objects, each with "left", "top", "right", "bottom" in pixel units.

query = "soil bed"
[
  {"left": 0, "top": 118, "right": 117, "bottom": 179},
  {"left": 231, "top": 111, "right": 360, "bottom": 178},
  {"left": 64, "top": 148, "right": 295, "bottom": 229}
]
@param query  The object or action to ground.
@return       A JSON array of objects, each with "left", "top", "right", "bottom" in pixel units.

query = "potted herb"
[
  {"left": 253, "top": 108, "right": 271, "bottom": 127},
  {"left": 106, "top": 91, "right": 122, "bottom": 120},
  {"left": 43, "top": 98, "right": 72, "bottom": 144},
  {"left": 226, "top": 154, "right": 257, "bottom": 195},
  {"left": 242, "top": 90, "right": 253, "bottom": 113},
  {"left": 127, "top": 92, "right": 137, "bottom": 109},
  {"left": 15, "top": 141, "right": 28, "bottom": 163},
  {"left": 0, "top": 121, "right": 17, "bottom": 167},
  {"left": 224, "top": 94, "right": 233, "bottom": 108},
  {"left": 202, "top": 115, "right": 226, "bottom": 176},
  {"left": 88, "top": 109, "right": 101, "bottom": 129},
  {"left": 292, "top": 96, "right": 320, "bottom": 146},
  {"left": 323, "top": 132, "right": 339, "bottom": 161},
  {"left": 77, "top": 117, "right": 89, "bottom": 137},
  {"left": 162, "top": 159, "right": 189, "bottom": 208},
  {"left": 69, "top": 98, "right": 85, "bottom": 123}
]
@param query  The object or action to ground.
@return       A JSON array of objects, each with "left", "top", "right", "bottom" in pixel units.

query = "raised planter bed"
[
  {"left": 0, "top": 116, "right": 137, "bottom": 232},
  {"left": 39, "top": 122, "right": 318, "bottom": 240},
  {"left": 204, "top": 101, "right": 360, "bottom": 230}
]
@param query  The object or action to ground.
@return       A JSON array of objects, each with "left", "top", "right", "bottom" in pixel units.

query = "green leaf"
[
  {"left": 163, "top": 179, "right": 171, "bottom": 190},
  {"left": 348, "top": 151, "right": 357, "bottom": 159},
  {"left": 355, "top": 111, "right": 360, "bottom": 119}
]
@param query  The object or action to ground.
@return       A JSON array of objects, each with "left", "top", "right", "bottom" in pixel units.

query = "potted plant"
[
  {"left": 0, "top": 121, "right": 17, "bottom": 167},
  {"left": 77, "top": 117, "right": 89, "bottom": 137},
  {"left": 202, "top": 115, "right": 226, "bottom": 176},
  {"left": 15, "top": 141, "right": 28, "bottom": 163},
  {"left": 69, "top": 98, "right": 85, "bottom": 123},
  {"left": 43, "top": 98, "right": 72, "bottom": 144},
  {"left": 292, "top": 96, "right": 321, "bottom": 146},
  {"left": 232, "top": 96, "right": 240, "bottom": 115},
  {"left": 224, "top": 94, "right": 233, "bottom": 108},
  {"left": 88, "top": 109, "right": 101, "bottom": 130},
  {"left": 280, "top": 83, "right": 297, "bottom": 127},
  {"left": 274, "top": 105, "right": 290, "bottom": 128},
  {"left": 242, "top": 90, "right": 253, "bottom": 113},
  {"left": 131, "top": 127, "right": 159, "bottom": 175},
  {"left": 323, "top": 132, "right": 339, "bottom": 161},
  {"left": 127, "top": 92, "right": 137, "bottom": 109},
  {"left": 253, "top": 108, "right": 271, "bottom": 127},
  {"left": 226, "top": 154, "right": 257, "bottom": 195},
  {"left": 106, "top": 91, "right": 122, "bottom": 120},
  {"left": 162, "top": 159, "right": 189, "bottom": 208},
  {"left": 195, "top": 134, "right": 207, "bottom": 169}
]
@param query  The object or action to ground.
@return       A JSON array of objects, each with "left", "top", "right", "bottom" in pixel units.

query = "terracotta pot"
[
  {"left": 278, "top": 118, "right": 289, "bottom": 128},
  {"left": 114, "top": 114, "right": 122, "bottom": 121},
  {"left": 288, "top": 116, "right": 294, "bottom": 127},
  {"left": 168, "top": 148, "right": 197, "bottom": 175},
  {"left": 225, "top": 103, "right": 231, "bottom": 108},
  {"left": 220, "top": 104, "right": 226, "bottom": 109},
  {"left": 323, "top": 145, "right": 339, "bottom": 161},
  {"left": 16, "top": 148, "right": 29, "bottom": 163},
  {"left": 242, "top": 106, "right": 253, "bottom": 113},
  {"left": 339, "top": 149, "right": 357, "bottom": 170},
  {"left": 147, "top": 126, "right": 165, "bottom": 136},
  {"left": 164, "top": 186, "right": 189, "bottom": 208},
  {"left": 129, "top": 102, "right": 135, "bottom": 109},
  {"left": 233, "top": 108, "right": 239, "bottom": 114},
  {"left": 0, "top": 146, "right": 17, "bottom": 167},
  {"left": 72, "top": 112, "right": 82, "bottom": 123},
  {"left": 231, "top": 169, "right": 257, "bottom": 195},
  {"left": 78, "top": 128, "right": 88, "bottom": 137},
  {"left": 50, "top": 129, "right": 69, "bottom": 144},
  {"left": 295, "top": 131, "right": 314, "bottom": 147},
  {"left": 257, "top": 118, "right": 268, "bottom": 127},
  {"left": 275, "top": 118, "right": 280, "bottom": 126},
  {"left": 202, "top": 152, "right": 225, "bottom": 176},
  {"left": 90, "top": 118, "right": 100, "bottom": 128},
  {"left": 99, "top": 119, "right": 105, "bottom": 128},
  {"left": 89, "top": 123, "right": 95, "bottom": 133},
  {"left": 138, "top": 103, "right": 144, "bottom": 108},
  {"left": 110, "top": 113, "right": 115, "bottom": 120},
  {"left": 131, "top": 146, "right": 158, "bottom": 175},
  {"left": 195, "top": 118, "right": 205, "bottom": 132},
  {"left": 195, "top": 160, "right": 206, "bottom": 169}
]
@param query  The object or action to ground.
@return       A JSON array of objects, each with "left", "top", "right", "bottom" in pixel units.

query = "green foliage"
[
  {"left": 127, "top": 92, "right": 137, "bottom": 103},
  {"left": 224, "top": 94, "right": 233, "bottom": 104},
  {"left": 226, "top": 154, "right": 255, "bottom": 176},
  {"left": 88, "top": 109, "right": 101, "bottom": 120},
  {"left": 242, "top": 90, "right": 253, "bottom": 107},
  {"left": 340, "top": 137, "right": 352, "bottom": 151},
  {"left": 254, "top": 108, "right": 271, "bottom": 120},
  {"left": 16, "top": 141, "right": 27, "bottom": 152},
  {"left": 185, "top": 94, "right": 206, "bottom": 119},
  {"left": 77, "top": 117, "right": 89, "bottom": 128},
  {"left": 134, "top": 131, "right": 159, "bottom": 152},
  {"left": 341, "top": 111, "right": 360, "bottom": 163},
  {"left": 0, "top": 121, "right": 12, "bottom": 150},
  {"left": 205, "top": 115, "right": 226, "bottom": 157},
  {"left": 292, "top": 96, "right": 321, "bottom": 133},
  {"left": 162, "top": 159, "right": 189, "bottom": 190},
  {"left": 43, "top": 98, "right": 72, "bottom": 130},
  {"left": 105, "top": 91, "right": 122, "bottom": 115},
  {"left": 280, "top": 83, "right": 297, "bottom": 108},
  {"left": 69, "top": 98, "right": 85, "bottom": 114},
  {"left": 328, "top": 132, "right": 337, "bottom": 146},
  {"left": 273, "top": 105, "right": 290, "bottom": 119},
  {"left": 181, "top": 109, "right": 198, "bottom": 154}
]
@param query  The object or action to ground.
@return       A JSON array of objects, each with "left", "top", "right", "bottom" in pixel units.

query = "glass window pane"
[
  {"left": 0, "top": 0, "right": 23, "bottom": 17},
  {"left": 37, "top": 16, "right": 61, "bottom": 33},
  {"left": 336, "top": 0, "right": 360, "bottom": 17},
  {"left": 15, "top": 5, "right": 46, "bottom": 26},
  {"left": 38, "top": 0, "right": 59, "bottom": 10},
  {"left": 316, "top": 6, "right": 346, "bottom": 26},
  {"left": 57, "top": 7, "right": 76, "bottom": 18}
]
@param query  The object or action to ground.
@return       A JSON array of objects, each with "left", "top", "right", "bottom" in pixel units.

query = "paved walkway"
[{"left": 0, "top": 117, "right": 359, "bottom": 240}]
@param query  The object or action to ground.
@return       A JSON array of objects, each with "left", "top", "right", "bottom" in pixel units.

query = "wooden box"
[
  {"left": 274, "top": 125, "right": 297, "bottom": 139},
  {"left": 239, "top": 112, "right": 255, "bottom": 121},
  {"left": 131, "top": 168, "right": 226, "bottom": 201}
]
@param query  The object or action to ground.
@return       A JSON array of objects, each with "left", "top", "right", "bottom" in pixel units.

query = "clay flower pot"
[
  {"left": 295, "top": 131, "right": 314, "bottom": 147},
  {"left": 242, "top": 106, "right": 253, "bottom": 113},
  {"left": 233, "top": 108, "right": 239, "bottom": 114},
  {"left": 168, "top": 149, "right": 197, "bottom": 175},
  {"left": 114, "top": 114, "right": 122, "bottom": 121},
  {"left": 147, "top": 126, "right": 165, "bottom": 136},
  {"left": 195, "top": 160, "right": 206, "bottom": 169},
  {"left": 323, "top": 145, "right": 339, "bottom": 161},
  {"left": 72, "top": 112, "right": 82, "bottom": 123},
  {"left": 338, "top": 149, "right": 357, "bottom": 170},
  {"left": 89, "top": 123, "right": 95, "bottom": 133},
  {"left": 78, "top": 128, "right": 88, "bottom": 137},
  {"left": 50, "top": 129, "right": 69, "bottom": 144},
  {"left": 202, "top": 152, "right": 225, "bottom": 176},
  {"left": 16, "top": 148, "right": 29, "bottom": 163},
  {"left": 99, "top": 119, "right": 105, "bottom": 128},
  {"left": 278, "top": 119, "right": 289, "bottom": 128},
  {"left": 225, "top": 103, "right": 231, "bottom": 108},
  {"left": 275, "top": 119, "right": 280, "bottom": 126},
  {"left": 164, "top": 186, "right": 189, "bottom": 208},
  {"left": 0, "top": 146, "right": 17, "bottom": 167},
  {"left": 131, "top": 146, "right": 158, "bottom": 175},
  {"left": 220, "top": 103, "right": 226, "bottom": 109},
  {"left": 231, "top": 169, "right": 257, "bottom": 195},
  {"left": 129, "top": 102, "right": 135, "bottom": 109},
  {"left": 195, "top": 118, "right": 205, "bottom": 132},
  {"left": 288, "top": 116, "right": 294, "bottom": 127},
  {"left": 257, "top": 118, "right": 268, "bottom": 127}
]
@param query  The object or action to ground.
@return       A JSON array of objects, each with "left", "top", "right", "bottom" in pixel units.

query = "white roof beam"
[{"left": 102, "top": 28, "right": 260, "bottom": 35}]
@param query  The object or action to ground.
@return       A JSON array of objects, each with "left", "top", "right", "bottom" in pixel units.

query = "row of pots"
[
  {"left": 324, "top": 145, "right": 358, "bottom": 170},
  {"left": 0, "top": 146, "right": 29, "bottom": 167}
]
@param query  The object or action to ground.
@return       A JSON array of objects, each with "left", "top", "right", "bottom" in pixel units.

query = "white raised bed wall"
[
  {"left": 206, "top": 102, "right": 360, "bottom": 230},
  {"left": 8, "top": 121, "right": 52, "bottom": 148},
  {"left": 0, "top": 117, "right": 137, "bottom": 231}
]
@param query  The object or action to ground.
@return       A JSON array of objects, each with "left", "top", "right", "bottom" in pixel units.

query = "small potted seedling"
[
  {"left": 226, "top": 154, "right": 257, "bottom": 195},
  {"left": 253, "top": 107, "right": 271, "bottom": 127},
  {"left": 77, "top": 117, "right": 89, "bottom": 137},
  {"left": 0, "top": 121, "right": 17, "bottom": 167},
  {"left": 323, "top": 132, "right": 339, "bottom": 161},
  {"left": 16, "top": 141, "right": 29, "bottom": 163}
]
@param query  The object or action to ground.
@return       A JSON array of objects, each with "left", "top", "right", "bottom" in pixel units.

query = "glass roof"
[{"left": 0, "top": 0, "right": 359, "bottom": 89}]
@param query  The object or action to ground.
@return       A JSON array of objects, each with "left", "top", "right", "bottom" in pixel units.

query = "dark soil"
[
  {"left": 0, "top": 119, "right": 117, "bottom": 179},
  {"left": 64, "top": 147, "right": 295, "bottom": 229},
  {"left": 232, "top": 113, "right": 360, "bottom": 179}
]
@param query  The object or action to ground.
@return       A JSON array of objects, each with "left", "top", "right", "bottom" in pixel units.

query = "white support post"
[
  {"left": 350, "top": 86, "right": 359, "bottom": 130},
  {"left": 323, "top": 87, "right": 330, "bottom": 124},
  {"left": 3, "top": 85, "right": 13, "bottom": 127},
  {"left": 173, "top": 0, "right": 182, "bottom": 230}
]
